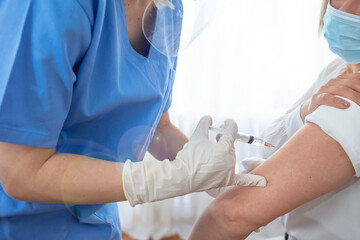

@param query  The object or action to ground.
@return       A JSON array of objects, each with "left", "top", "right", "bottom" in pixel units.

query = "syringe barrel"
[
  {"left": 236, "top": 133, "right": 264, "bottom": 146},
  {"left": 209, "top": 126, "right": 267, "bottom": 146},
  {"left": 235, "top": 132, "right": 251, "bottom": 143}
]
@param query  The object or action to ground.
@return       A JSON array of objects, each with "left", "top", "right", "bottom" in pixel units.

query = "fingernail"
[{"left": 341, "top": 101, "right": 350, "bottom": 107}]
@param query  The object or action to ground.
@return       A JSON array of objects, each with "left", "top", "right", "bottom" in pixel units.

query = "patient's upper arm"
[
  {"left": 213, "top": 122, "right": 355, "bottom": 236},
  {"left": 220, "top": 97, "right": 360, "bottom": 231},
  {"left": 305, "top": 97, "right": 360, "bottom": 176}
]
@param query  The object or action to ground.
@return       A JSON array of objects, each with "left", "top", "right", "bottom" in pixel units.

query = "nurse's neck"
[{"left": 346, "top": 63, "right": 360, "bottom": 73}]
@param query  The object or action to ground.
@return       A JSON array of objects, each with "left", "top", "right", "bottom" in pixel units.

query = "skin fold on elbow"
[
  {"left": 209, "top": 194, "right": 265, "bottom": 239},
  {"left": 1, "top": 171, "right": 55, "bottom": 203},
  {"left": 0, "top": 162, "right": 41, "bottom": 202},
  {"left": 0, "top": 159, "right": 23, "bottom": 200},
  {"left": 0, "top": 143, "right": 57, "bottom": 202},
  {"left": 1, "top": 173, "right": 29, "bottom": 201}
]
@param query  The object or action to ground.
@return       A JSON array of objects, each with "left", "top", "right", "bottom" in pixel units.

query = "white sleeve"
[
  {"left": 305, "top": 97, "right": 360, "bottom": 177},
  {"left": 261, "top": 105, "right": 304, "bottom": 158},
  {"left": 284, "top": 104, "right": 304, "bottom": 138},
  {"left": 261, "top": 58, "right": 345, "bottom": 159}
]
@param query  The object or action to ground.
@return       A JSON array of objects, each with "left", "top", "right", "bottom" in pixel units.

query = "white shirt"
[{"left": 261, "top": 58, "right": 360, "bottom": 240}]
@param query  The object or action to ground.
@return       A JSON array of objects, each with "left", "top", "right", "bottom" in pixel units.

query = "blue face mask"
[{"left": 323, "top": 3, "right": 360, "bottom": 64}]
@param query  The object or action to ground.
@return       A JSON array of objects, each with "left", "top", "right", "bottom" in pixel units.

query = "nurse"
[{"left": 0, "top": 0, "right": 265, "bottom": 239}]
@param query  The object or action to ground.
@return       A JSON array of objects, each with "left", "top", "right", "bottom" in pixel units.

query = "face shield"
[{"left": 142, "top": 0, "right": 235, "bottom": 57}]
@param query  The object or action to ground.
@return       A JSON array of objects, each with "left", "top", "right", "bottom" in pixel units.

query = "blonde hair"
[
  {"left": 319, "top": 0, "right": 329, "bottom": 35},
  {"left": 152, "top": 0, "right": 174, "bottom": 9}
]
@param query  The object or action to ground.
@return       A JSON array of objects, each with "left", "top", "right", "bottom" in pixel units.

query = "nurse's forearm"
[
  {"left": 149, "top": 124, "right": 188, "bottom": 160},
  {"left": 35, "top": 153, "right": 127, "bottom": 204},
  {"left": 148, "top": 112, "right": 188, "bottom": 160},
  {"left": 0, "top": 142, "right": 127, "bottom": 204},
  {"left": 189, "top": 123, "right": 355, "bottom": 239}
]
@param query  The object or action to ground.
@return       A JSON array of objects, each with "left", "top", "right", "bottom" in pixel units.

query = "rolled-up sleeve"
[
  {"left": 0, "top": 0, "right": 91, "bottom": 148},
  {"left": 306, "top": 97, "right": 360, "bottom": 177}
]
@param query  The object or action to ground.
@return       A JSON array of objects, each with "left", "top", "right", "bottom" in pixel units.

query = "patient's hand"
[{"left": 300, "top": 72, "right": 360, "bottom": 122}]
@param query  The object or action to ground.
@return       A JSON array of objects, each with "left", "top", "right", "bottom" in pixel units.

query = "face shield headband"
[{"left": 142, "top": 0, "right": 235, "bottom": 57}]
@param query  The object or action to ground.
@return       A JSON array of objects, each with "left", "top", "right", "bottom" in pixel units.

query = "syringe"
[{"left": 209, "top": 126, "right": 275, "bottom": 148}]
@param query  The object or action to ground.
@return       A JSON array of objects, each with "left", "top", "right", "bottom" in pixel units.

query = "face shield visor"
[{"left": 142, "top": 0, "right": 235, "bottom": 57}]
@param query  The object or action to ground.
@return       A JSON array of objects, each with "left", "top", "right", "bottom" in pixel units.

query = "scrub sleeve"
[{"left": 0, "top": 0, "right": 91, "bottom": 148}]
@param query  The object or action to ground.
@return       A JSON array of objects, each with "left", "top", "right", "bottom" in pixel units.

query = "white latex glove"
[
  {"left": 207, "top": 157, "right": 266, "bottom": 198},
  {"left": 242, "top": 157, "right": 266, "bottom": 172},
  {"left": 122, "top": 116, "right": 267, "bottom": 206}
]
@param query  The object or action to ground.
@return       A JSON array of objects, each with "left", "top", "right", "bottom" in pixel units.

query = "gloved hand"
[
  {"left": 122, "top": 116, "right": 267, "bottom": 206},
  {"left": 207, "top": 157, "right": 266, "bottom": 198}
]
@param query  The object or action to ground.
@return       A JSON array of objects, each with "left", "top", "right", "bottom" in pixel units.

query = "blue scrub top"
[{"left": 0, "top": 0, "right": 179, "bottom": 239}]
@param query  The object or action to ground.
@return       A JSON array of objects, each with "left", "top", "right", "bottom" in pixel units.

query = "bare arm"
[
  {"left": 189, "top": 123, "right": 355, "bottom": 240},
  {"left": 0, "top": 113, "right": 188, "bottom": 205},
  {"left": 0, "top": 142, "right": 127, "bottom": 205},
  {"left": 148, "top": 112, "right": 188, "bottom": 161}
]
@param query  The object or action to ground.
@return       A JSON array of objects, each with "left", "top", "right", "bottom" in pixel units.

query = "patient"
[{"left": 189, "top": 0, "right": 360, "bottom": 239}]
